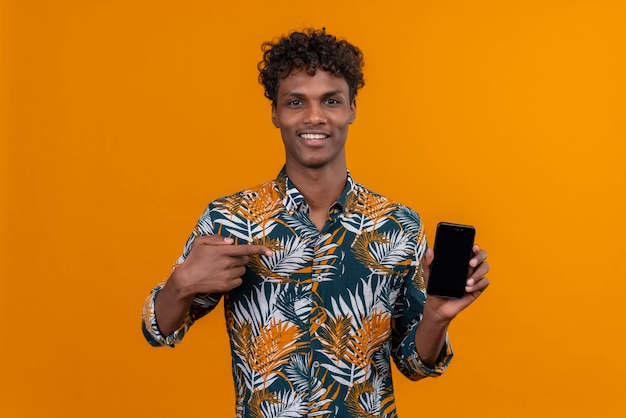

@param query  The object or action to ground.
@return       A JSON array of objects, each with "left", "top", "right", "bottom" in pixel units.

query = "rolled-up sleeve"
[
  {"left": 141, "top": 282, "right": 222, "bottom": 347},
  {"left": 391, "top": 230, "right": 454, "bottom": 380},
  {"left": 393, "top": 318, "right": 453, "bottom": 380},
  {"left": 141, "top": 204, "right": 220, "bottom": 347}
]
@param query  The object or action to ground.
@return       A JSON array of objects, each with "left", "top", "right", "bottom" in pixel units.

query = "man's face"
[{"left": 272, "top": 68, "right": 356, "bottom": 173}]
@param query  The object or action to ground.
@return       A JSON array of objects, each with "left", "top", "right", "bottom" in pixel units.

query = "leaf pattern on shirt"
[
  {"left": 345, "top": 310, "right": 391, "bottom": 371},
  {"left": 142, "top": 168, "right": 454, "bottom": 418},
  {"left": 318, "top": 314, "right": 353, "bottom": 363},
  {"left": 213, "top": 184, "right": 284, "bottom": 242},
  {"left": 355, "top": 189, "right": 397, "bottom": 222},
  {"left": 255, "top": 235, "right": 314, "bottom": 283},
  {"left": 248, "top": 318, "right": 304, "bottom": 382},
  {"left": 345, "top": 378, "right": 381, "bottom": 418}
]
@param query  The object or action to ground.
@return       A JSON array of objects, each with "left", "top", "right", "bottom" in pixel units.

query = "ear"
[
  {"left": 349, "top": 99, "right": 357, "bottom": 124},
  {"left": 271, "top": 104, "right": 279, "bottom": 128}
]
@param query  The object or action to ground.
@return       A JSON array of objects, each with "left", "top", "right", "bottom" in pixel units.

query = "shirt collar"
[{"left": 275, "top": 166, "right": 358, "bottom": 216}]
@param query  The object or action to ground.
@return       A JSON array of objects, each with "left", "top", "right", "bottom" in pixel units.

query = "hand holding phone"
[{"left": 426, "top": 222, "right": 476, "bottom": 299}]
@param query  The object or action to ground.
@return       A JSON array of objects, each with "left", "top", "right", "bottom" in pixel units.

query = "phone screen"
[{"left": 426, "top": 222, "right": 475, "bottom": 299}]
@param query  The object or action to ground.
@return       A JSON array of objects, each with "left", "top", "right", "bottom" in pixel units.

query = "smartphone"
[{"left": 426, "top": 222, "right": 476, "bottom": 299}]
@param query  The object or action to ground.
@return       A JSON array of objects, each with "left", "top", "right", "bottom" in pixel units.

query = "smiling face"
[{"left": 271, "top": 68, "right": 356, "bottom": 176}]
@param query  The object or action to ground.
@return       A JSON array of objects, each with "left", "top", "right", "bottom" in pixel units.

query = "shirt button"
[
  {"left": 312, "top": 361, "right": 320, "bottom": 368},
  {"left": 314, "top": 319, "right": 321, "bottom": 325}
]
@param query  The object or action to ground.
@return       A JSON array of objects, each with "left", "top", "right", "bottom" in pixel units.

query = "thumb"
[
  {"left": 422, "top": 248, "right": 434, "bottom": 267},
  {"left": 421, "top": 248, "right": 434, "bottom": 284}
]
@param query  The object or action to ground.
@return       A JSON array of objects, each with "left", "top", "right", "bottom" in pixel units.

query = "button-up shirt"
[{"left": 142, "top": 168, "right": 453, "bottom": 417}]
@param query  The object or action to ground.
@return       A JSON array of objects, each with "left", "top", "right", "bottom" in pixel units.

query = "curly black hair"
[{"left": 258, "top": 28, "right": 365, "bottom": 105}]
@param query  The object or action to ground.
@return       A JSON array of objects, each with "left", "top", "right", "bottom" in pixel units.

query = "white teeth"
[{"left": 300, "top": 133, "right": 327, "bottom": 140}]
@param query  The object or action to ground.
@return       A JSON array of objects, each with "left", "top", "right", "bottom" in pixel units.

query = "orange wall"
[{"left": 2, "top": 1, "right": 625, "bottom": 417}]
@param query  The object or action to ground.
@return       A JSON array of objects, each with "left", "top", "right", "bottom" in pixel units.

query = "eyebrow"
[{"left": 282, "top": 90, "right": 345, "bottom": 99}]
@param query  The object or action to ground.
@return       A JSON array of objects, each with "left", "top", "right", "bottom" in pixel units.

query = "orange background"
[{"left": 2, "top": 1, "right": 625, "bottom": 417}]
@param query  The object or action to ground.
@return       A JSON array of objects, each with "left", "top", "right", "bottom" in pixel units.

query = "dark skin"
[
  {"left": 155, "top": 238, "right": 489, "bottom": 368},
  {"left": 154, "top": 68, "right": 490, "bottom": 369},
  {"left": 417, "top": 245, "right": 489, "bottom": 367},
  {"left": 154, "top": 236, "right": 273, "bottom": 336}
]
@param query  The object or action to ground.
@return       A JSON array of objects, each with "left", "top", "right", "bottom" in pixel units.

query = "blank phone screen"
[{"left": 427, "top": 223, "right": 475, "bottom": 298}]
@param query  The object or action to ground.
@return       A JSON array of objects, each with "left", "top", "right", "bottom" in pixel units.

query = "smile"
[{"left": 299, "top": 133, "right": 329, "bottom": 140}]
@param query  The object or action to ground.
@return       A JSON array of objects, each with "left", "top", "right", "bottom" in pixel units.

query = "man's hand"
[
  {"left": 154, "top": 235, "right": 273, "bottom": 336},
  {"left": 422, "top": 244, "right": 490, "bottom": 322},
  {"left": 170, "top": 235, "right": 274, "bottom": 297},
  {"left": 414, "top": 244, "right": 490, "bottom": 367}
]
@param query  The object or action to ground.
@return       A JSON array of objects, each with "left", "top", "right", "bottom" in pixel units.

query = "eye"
[
  {"left": 325, "top": 98, "right": 341, "bottom": 105},
  {"left": 287, "top": 99, "right": 303, "bottom": 106}
]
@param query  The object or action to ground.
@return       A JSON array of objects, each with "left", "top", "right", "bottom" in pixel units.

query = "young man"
[{"left": 142, "top": 28, "right": 490, "bottom": 417}]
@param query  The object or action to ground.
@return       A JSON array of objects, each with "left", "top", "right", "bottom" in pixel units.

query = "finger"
[
  {"left": 194, "top": 236, "right": 273, "bottom": 256},
  {"left": 465, "top": 261, "right": 489, "bottom": 288},
  {"left": 228, "top": 255, "right": 250, "bottom": 268},
  {"left": 196, "top": 235, "right": 235, "bottom": 246},
  {"left": 230, "top": 277, "right": 243, "bottom": 288},
  {"left": 230, "top": 265, "right": 247, "bottom": 280},
  {"left": 226, "top": 244, "right": 274, "bottom": 257},
  {"left": 213, "top": 266, "right": 247, "bottom": 291},
  {"left": 421, "top": 248, "right": 434, "bottom": 283},
  {"left": 467, "top": 261, "right": 490, "bottom": 282},
  {"left": 469, "top": 246, "right": 487, "bottom": 268},
  {"left": 422, "top": 248, "right": 434, "bottom": 267},
  {"left": 466, "top": 276, "right": 490, "bottom": 294}
]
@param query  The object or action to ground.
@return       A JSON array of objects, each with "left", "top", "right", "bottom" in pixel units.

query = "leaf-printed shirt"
[{"left": 142, "top": 168, "right": 453, "bottom": 417}]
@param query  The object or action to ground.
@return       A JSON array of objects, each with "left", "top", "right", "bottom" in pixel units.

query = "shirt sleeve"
[
  {"left": 141, "top": 204, "right": 222, "bottom": 347},
  {"left": 392, "top": 314, "right": 454, "bottom": 380},
  {"left": 141, "top": 281, "right": 222, "bottom": 347},
  {"left": 390, "top": 224, "right": 454, "bottom": 380}
]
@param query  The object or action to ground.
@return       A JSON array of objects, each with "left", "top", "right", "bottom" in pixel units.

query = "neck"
[{"left": 285, "top": 163, "right": 347, "bottom": 212}]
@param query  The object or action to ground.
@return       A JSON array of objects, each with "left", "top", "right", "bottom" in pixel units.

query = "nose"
[{"left": 304, "top": 103, "right": 326, "bottom": 125}]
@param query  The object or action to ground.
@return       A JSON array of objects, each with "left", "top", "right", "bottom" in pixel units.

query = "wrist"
[
  {"left": 423, "top": 299, "right": 455, "bottom": 326},
  {"left": 167, "top": 267, "right": 198, "bottom": 301}
]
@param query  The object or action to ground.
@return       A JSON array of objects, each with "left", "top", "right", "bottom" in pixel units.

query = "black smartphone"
[{"left": 426, "top": 222, "right": 476, "bottom": 299}]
